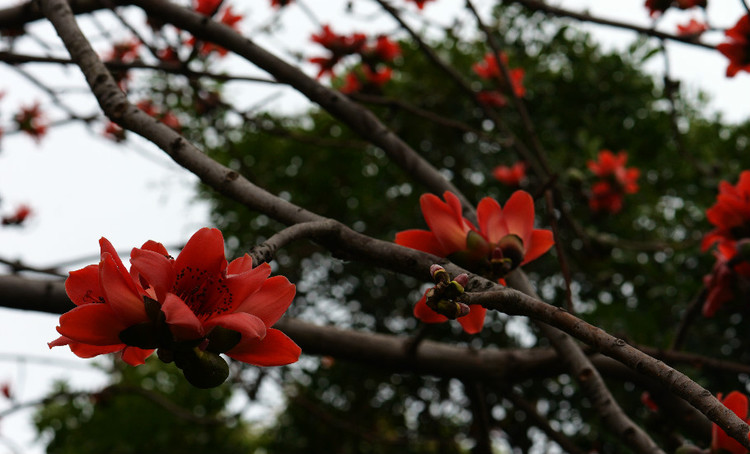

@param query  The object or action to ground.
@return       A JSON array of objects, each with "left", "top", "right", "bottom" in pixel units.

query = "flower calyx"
[
  {"left": 425, "top": 265, "right": 470, "bottom": 320},
  {"left": 490, "top": 234, "right": 526, "bottom": 278}
]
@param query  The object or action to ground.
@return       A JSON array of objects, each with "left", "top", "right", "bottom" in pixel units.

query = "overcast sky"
[{"left": 1, "top": 1, "right": 749, "bottom": 452}]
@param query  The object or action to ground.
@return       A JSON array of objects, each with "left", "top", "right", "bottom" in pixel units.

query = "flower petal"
[
  {"left": 457, "top": 305, "right": 486, "bottom": 334},
  {"left": 234, "top": 275, "right": 295, "bottom": 327},
  {"left": 420, "top": 192, "right": 468, "bottom": 254},
  {"left": 65, "top": 264, "right": 103, "bottom": 306},
  {"left": 100, "top": 253, "right": 148, "bottom": 325},
  {"left": 477, "top": 197, "right": 508, "bottom": 244},
  {"left": 204, "top": 312, "right": 267, "bottom": 343},
  {"left": 503, "top": 191, "right": 535, "bottom": 246},
  {"left": 395, "top": 229, "right": 448, "bottom": 256},
  {"left": 227, "top": 254, "right": 254, "bottom": 275},
  {"left": 173, "top": 228, "right": 227, "bottom": 295},
  {"left": 226, "top": 328, "right": 301, "bottom": 366},
  {"left": 521, "top": 229, "right": 555, "bottom": 265},
  {"left": 130, "top": 248, "right": 175, "bottom": 301},
  {"left": 121, "top": 346, "right": 154, "bottom": 366},
  {"left": 56, "top": 304, "right": 129, "bottom": 346},
  {"left": 224, "top": 262, "right": 273, "bottom": 313},
  {"left": 162, "top": 293, "right": 205, "bottom": 341},
  {"left": 49, "top": 335, "right": 125, "bottom": 358}
]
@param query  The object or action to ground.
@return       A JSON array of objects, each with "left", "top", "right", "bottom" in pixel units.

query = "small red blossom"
[
  {"left": 2, "top": 204, "right": 32, "bottom": 226},
  {"left": 194, "top": 0, "right": 222, "bottom": 16},
  {"left": 712, "top": 391, "right": 750, "bottom": 454},
  {"left": 14, "top": 103, "right": 47, "bottom": 143},
  {"left": 702, "top": 171, "right": 750, "bottom": 257},
  {"left": 476, "top": 90, "right": 507, "bottom": 107},
  {"left": 103, "top": 121, "right": 126, "bottom": 143},
  {"left": 473, "top": 53, "right": 526, "bottom": 98},
  {"left": 105, "top": 38, "right": 141, "bottom": 63},
  {"left": 309, "top": 25, "right": 367, "bottom": 78},
  {"left": 406, "top": 0, "right": 436, "bottom": 9},
  {"left": 640, "top": 391, "right": 659, "bottom": 412},
  {"left": 395, "top": 191, "right": 554, "bottom": 333},
  {"left": 49, "top": 228, "right": 300, "bottom": 387},
  {"left": 586, "top": 150, "right": 640, "bottom": 214},
  {"left": 645, "top": 0, "right": 706, "bottom": 17},
  {"left": 367, "top": 36, "right": 401, "bottom": 62},
  {"left": 676, "top": 18, "right": 708, "bottom": 37},
  {"left": 701, "top": 252, "right": 750, "bottom": 317},
  {"left": 718, "top": 15, "right": 750, "bottom": 78},
  {"left": 0, "top": 382, "right": 10, "bottom": 400},
  {"left": 188, "top": 6, "right": 243, "bottom": 57},
  {"left": 492, "top": 162, "right": 527, "bottom": 187},
  {"left": 270, "top": 0, "right": 293, "bottom": 7},
  {"left": 136, "top": 100, "right": 182, "bottom": 131}
]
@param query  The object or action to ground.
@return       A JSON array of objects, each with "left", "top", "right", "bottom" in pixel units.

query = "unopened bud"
[
  {"left": 453, "top": 273, "right": 469, "bottom": 288},
  {"left": 434, "top": 299, "right": 471, "bottom": 319},
  {"left": 430, "top": 264, "right": 450, "bottom": 284}
]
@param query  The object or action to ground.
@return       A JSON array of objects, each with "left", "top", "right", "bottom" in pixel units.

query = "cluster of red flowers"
[
  {"left": 586, "top": 150, "right": 640, "bottom": 214},
  {"left": 395, "top": 191, "right": 554, "bottom": 333},
  {"left": 472, "top": 52, "right": 526, "bottom": 108},
  {"left": 14, "top": 102, "right": 47, "bottom": 143},
  {"left": 701, "top": 171, "right": 750, "bottom": 317},
  {"left": 492, "top": 161, "right": 527, "bottom": 187},
  {"left": 309, "top": 26, "right": 401, "bottom": 93},
  {"left": 719, "top": 15, "right": 750, "bottom": 78},
  {"left": 50, "top": 228, "right": 300, "bottom": 388},
  {"left": 1, "top": 204, "right": 32, "bottom": 227},
  {"left": 186, "top": 0, "right": 243, "bottom": 57},
  {"left": 676, "top": 18, "right": 708, "bottom": 38},
  {"left": 104, "top": 38, "right": 141, "bottom": 90},
  {"left": 136, "top": 99, "right": 182, "bottom": 131},
  {"left": 644, "top": 0, "right": 706, "bottom": 18}
]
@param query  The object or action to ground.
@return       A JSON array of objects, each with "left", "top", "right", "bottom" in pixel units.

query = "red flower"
[
  {"left": 339, "top": 72, "right": 362, "bottom": 94},
  {"left": 136, "top": 100, "right": 182, "bottom": 131},
  {"left": 473, "top": 53, "right": 526, "bottom": 98},
  {"left": 103, "top": 121, "right": 126, "bottom": 143},
  {"left": 0, "top": 382, "right": 10, "bottom": 400},
  {"left": 676, "top": 18, "right": 708, "bottom": 37},
  {"left": 50, "top": 228, "right": 300, "bottom": 387},
  {"left": 702, "top": 171, "right": 750, "bottom": 257},
  {"left": 702, "top": 252, "right": 744, "bottom": 317},
  {"left": 14, "top": 102, "right": 47, "bottom": 143},
  {"left": 194, "top": 0, "right": 222, "bottom": 16},
  {"left": 712, "top": 391, "right": 750, "bottom": 454},
  {"left": 406, "top": 0, "right": 436, "bottom": 9},
  {"left": 2, "top": 204, "right": 32, "bottom": 226},
  {"left": 188, "top": 6, "right": 243, "bottom": 56},
  {"left": 309, "top": 25, "right": 367, "bottom": 78},
  {"left": 587, "top": 150, "right": 640, "bottom": 213},
  {"left": 104, "top": 38, "right": 140, "bottom": 63},
  {"left": 645, "top": 0, "right": 706, "bottom": 17},
  {"left": 395, "top": 191, "right": 554, "bottom": 333},
  {"left": 492, "top": 162, "right": 527, "bottom": 186},
  {"left": 476, "top": 90, "right": 507, "bottom": 107},
  {"left": 368, "top": 36, "right": 401, "bottom": 62},
  {"left": 718, "top": 15, "right": 750, "bottom": 78},
  {"left": 270, "top": 0, "right": 293, "bottom": 7}
]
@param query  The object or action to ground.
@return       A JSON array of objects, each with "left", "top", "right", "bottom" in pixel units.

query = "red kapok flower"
[
  {"left": 645, "top": 0, "right": 706, "bottom": 17},
  {"left": 50, "top": 228, "right": 300, "bottom": 387},
  {"left": 492, "top": 161, "right": 527, "bottom": 187},
  {"left": 0, "top": 382, "right": 10, "bottom": 400},
  {"left": 406, "top": 0, "right": 436, "bottom": 9},
  {"left": 14, "top": 102, "right": 47, "bottom": 143},
  {"left": 712, "top": 391, "right": 750, "bottom": 454},
  {"left": 587, "top": 150, "right": 640, "bottom": 213},
  {"left": 473, "top": 53, "right": 526, "bottom": 98},
  {"left": 194, "top": 0, "right": 222, "bottom": 16},
  {"left": 676, "top": 18, "right": 708, "bottom": 37},
  {"left": 136, "top": 100, "right": 182, "bottom": 131},
  {"left": 309, "top": 25, "right": 367, "bottom": 78},
  {"left": 188, "top": 6, "right": 243, "bottom": 57},
  {"left": 270, "top": 0, "right": 293, "bottom": 8},
  {"left": 702, "top": 171, "right": 750, "bottom": 257},
  {"left": 396, "top": 191, "right": 554, "bottom": 333},
  {"left": 2, "top": 204, "right": 32, "bottom": 226},
  {"left": 368, "top": 36, "right": 401, "bottom": 62},
  {"left": 718, "top": 15, "right": 750, "bottom": 78},
  {"left": 103, "top": 121, "right": 126, "bottom": 143},
  {"left": 105, "top": 38, "right": 141, "bottom": 63},
  {"left": 476, "top": 90, "right": 507, "bottom": 107}
]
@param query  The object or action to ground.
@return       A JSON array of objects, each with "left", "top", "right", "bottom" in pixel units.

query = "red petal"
[
  {"left": 503, "top": 191, "right": 535, "bottom": 246},
  {"left": 100, "top": 253, "right": 147, "bottom": 325},
  {"left": 56, "top": 304, "right": 128, "bottom": 345},
  {"left": 521, "top": 229, "right": 555, "bottom": 265},
  {"left": 395, "top": 229, "right": 448, "bottom": 256},
  {"left": 227, "top": 254, "right": 254, "bottom": 275},
  {"left": 173, "top": 228, "right": 228, "bottom": 295},
  {"left": 226, "top": 328, "right": 301, "bottom": 366},
  {"left": 457, "top": 305, "right": 486, "bottom": 334},
  {"left": 162, "top": 293, "right": 205, "bottom": 341},
  {"left": 234, "top": 275, "right": 295, "bottom": 327},
  {"left": 130, "top": 248, "right": 175, "bottom": 301},
  {"left": 477, "top": 197, "right": 508, "bottom": 244},
  {"left": 49, "top": 336, "right": 126, "bottom": 358},
  {"left": 205, "top": 312, "right": 267, "bottom": 344},
  {"left": 121, "top": 346, "right": 154, "bottom": 366},
  {"left": 65, "top": 265, "right": 103, "bottom": 306},
  {"left": 140, "top": 239, "right": 169, "bottom": 256},
  {"left": 420, "top": 192, "right": 468, "bottom": 253},
  {"left": 223, "top": 262, "right": 273, "bottom": 313},
  {"left": 413, "top": 291, "right": 448, "bottom": 324}
]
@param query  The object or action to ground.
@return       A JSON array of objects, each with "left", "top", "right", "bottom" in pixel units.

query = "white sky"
[{"left": 1, "top": 1, "right": 749, "bottom": 452}]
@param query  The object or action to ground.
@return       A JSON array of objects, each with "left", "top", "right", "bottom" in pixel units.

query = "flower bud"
[
  {"left": 453, "top": 273, "right": 469, "bottom": 288},
  {"left": 497, "top": 234, "right": 525, "bottom": 268}
]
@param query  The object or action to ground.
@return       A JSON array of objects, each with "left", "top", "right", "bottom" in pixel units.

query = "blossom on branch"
[
  {"left": 136, "top": 100, "right": 182, "bottom": 131},
  {"left": 472, "top": 52, "right": 526, "bottom": 98},
  {"left": 187, "top": 3, "right": 243, "bottom": 57},
  {"left": 309, "top": 25, "right": 367, "bottom": 78},
  {"left": 702, "top": 171, "right": 750, "bottom": 257},
  {"left": 676, "top": 18, "right": 708, "bottom": 37},
  {"left": 2, "top": 204, "right": 32, "bottom": 226},
  {"left": 49, "top": 228, "right": 300, "bottom": 388},
  {"left": 586, "top": 150, "right": 640, "bottom": 213},
  {"left": 395, "top": 191, "right": 554, "bottom": 333},
  {"left": 14, "top": 103, "right": 47, "bottom": 143},
  {"left": 492, "top": 161, "right": 527, "bottom": 187},
  {"left": 405, "top": 0, "right": 436, "bottom": 10},
  {"left": 718, "top": 15, "right": 750, "bottom": 78},
  {"left": 711, "top": 391, "right": 750, "bottom": 454},
  {"left": 270, "top": 0, "right": 293, "bottom": 8},
  {"left": 644, "top": 0, "right": 706, "bottom": 18}
]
